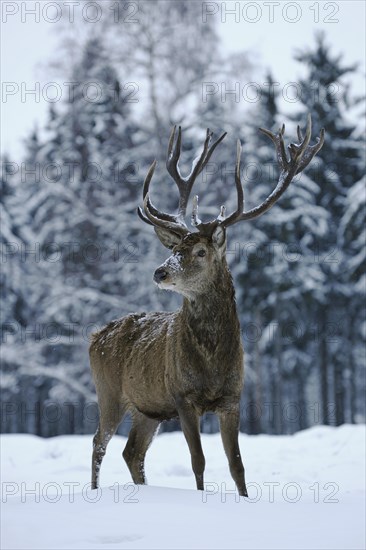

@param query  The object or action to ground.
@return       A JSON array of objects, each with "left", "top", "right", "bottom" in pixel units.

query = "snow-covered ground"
[{"left": 1, "top": 425, "right": 365, "bottom": 549}]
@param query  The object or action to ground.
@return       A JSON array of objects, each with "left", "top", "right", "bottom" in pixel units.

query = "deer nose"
[{"left": 154, "top": 267, "right": 168, "bottom": 283}]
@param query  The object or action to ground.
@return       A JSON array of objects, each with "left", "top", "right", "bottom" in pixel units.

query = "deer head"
[{"left": 138, "top": 117, "right": 325, "bottom": 298}]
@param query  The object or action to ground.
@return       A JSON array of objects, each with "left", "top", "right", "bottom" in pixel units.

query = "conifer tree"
[{"left": 293, "top": 33, "right": 365, "bottom": 425}]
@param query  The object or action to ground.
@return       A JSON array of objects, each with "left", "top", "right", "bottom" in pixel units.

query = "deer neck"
[{"left": 181, "top": 265, "right": 240, "bottom": 349}]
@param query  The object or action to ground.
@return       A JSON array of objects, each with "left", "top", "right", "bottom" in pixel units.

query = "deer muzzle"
[{"left": 153, "top": 267, "right": 169, "bottom": 283}]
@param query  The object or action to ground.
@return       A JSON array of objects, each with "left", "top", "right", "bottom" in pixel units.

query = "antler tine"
[
  {"left": 259, "top": 123, "right": 289, "bottom": 171},
  {"left": 221, "top": 115, "right": 325, "bottom": 228},
  {"left": 221, "top": 140, "right": 245, "bottom": 227},
  {"left": 235, "top": 139, "right": 244, "bottom": 213},
  {"left": 166, "top": 125, "right": 184, "bottom": 188},
  {"left": 142, "top": 160, "right": 157, "bottom": 198},
  {"left": 179, "top": 129, "right": 227, "bottom": 220},
  {"left": 295, "top": 126, "right": 325, "bottom": 175},
  {"left": 287, "top": 114, "right": 325, "bottom": 174},
  {"left": 288, "top": 113, "right": 312, "bottom": 162},
  {"left": 167, "top": 125, "right": 176, "bottom": 160},
  {"left": 137, "top": 160, "right": 157, "bottom": 225},
  {"left": 191, "top": 195, "right": 202, "bottom": 226},
  {"left": 217, "top": 205, "right": 226, "bottom": 221},
  {"left": 165, "top": 125, "right": 190, "bottom": 222},
  {"left": 137, "top": 206, "right": 153, "bottom": 225},
  {"left": 139, "top": 160, "right": 180, "bottom": 224},
  {"left": 188, "top": 130, "right": 227, "bottom": 184},
  {"left": 297, "top": 124, "right": 304, "bottom": 143},
  {"left": 187, "top": 129, "right": 213, "bottom": 185},
  {"left": 143, "top": 195, "right": 188, "bottom": 236}
]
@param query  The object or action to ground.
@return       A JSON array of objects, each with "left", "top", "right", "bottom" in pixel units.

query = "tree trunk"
[{"left": 319, "top": 307, "right": 329, "bottom": 425}]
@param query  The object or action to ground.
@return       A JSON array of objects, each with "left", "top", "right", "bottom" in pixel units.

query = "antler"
[
  {"left": 221, "top": 114, "right": 325, "bottom": 228},
  {"left": 138, "top": 116, "right": 324, "bottom": 238},
  {"left": 137, "top": 126, "right": 227, "bottom": 234}
]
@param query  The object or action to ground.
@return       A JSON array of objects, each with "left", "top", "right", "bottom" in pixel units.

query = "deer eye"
[{"left": 197, "top": 249, "right": 206, "bottom": 257}]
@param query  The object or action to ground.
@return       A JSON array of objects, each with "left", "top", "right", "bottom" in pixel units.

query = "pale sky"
[{"left": 1, "top": 1, "right": 365, "bottom": 160}]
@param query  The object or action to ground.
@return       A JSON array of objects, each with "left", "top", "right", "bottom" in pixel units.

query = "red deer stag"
[{"left": 90, "top": 116, "right": 324, "bottom": 496}]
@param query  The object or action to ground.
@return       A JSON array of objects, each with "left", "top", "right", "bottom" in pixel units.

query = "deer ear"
[
  {"left": 154, "top": 227, "right": 182, "bottom": 249},
  {"left": 212, "top": 225, "right": 226, "bottom": 249}
]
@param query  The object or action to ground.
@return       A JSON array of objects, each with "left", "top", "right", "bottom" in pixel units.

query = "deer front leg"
[
  {"left": 218, "top": 407, "right": 248, "bottom": 497},
  {"left": 177, "top": 400, "right": 205, "bottom": 490}
]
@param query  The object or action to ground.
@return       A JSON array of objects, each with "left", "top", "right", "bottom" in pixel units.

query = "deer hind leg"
[
  {"left": 123, "top": 411, "right": 160, "bottom": 485},
  {"left": 218, "top": 408, "right": 248, "bottom": 497},
  {"left": 92, "top": 399, "right": 127, "bottom": 490},
  {"left": 177, "top": 402, "right": 205, "bottom": 490}
]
